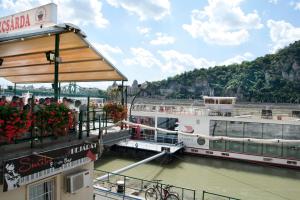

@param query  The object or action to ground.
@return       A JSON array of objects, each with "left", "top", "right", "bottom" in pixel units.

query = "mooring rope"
[{"left": 118, "top": 120, "right": 300, "bottom": 145}]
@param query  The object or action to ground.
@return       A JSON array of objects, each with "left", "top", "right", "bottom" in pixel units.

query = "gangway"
[
  {"left": 96, "top": 151, "right": 167, "bottom": 181},
  {"left": 102, "top": 130, "right": 131, "bottom": 146}
]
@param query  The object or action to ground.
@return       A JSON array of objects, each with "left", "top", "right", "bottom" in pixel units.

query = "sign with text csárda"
[
  {"left": 3, "top": 142, "right": 99, "bottom": 192},
  {"left": 0, "top": 3, "right": 57, "bottom": 36}
]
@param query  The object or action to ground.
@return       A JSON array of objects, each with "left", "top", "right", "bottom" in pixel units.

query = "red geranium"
[
  {"left": 0, "top": 104, "right": 32, "bottom": 142},
  {"left": 103, "top": 102, "right": 127, "bottom": 123},
  {"left": 34, "top": 103, "right": 71, "bottom": 136}
]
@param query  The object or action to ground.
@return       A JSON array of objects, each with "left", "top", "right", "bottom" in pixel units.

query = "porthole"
[{"left": 197, "top": 137, "right": 206, "bottom": 145}]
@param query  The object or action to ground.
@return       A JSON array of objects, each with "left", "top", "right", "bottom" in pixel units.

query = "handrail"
[
  {"left": 202, "top": 190, "right": 241, "bottom": 200},
  {"left": 94, "top": 169, "right": 196, "bottom": 200}
]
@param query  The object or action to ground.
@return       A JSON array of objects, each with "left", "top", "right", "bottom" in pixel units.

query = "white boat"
[{"left": 129, "top": 97, "right": 300, "bottom": 168}]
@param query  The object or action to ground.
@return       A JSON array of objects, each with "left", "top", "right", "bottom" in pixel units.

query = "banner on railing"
[{"left": 2, "top": 142, "right": 99, "bottom": 192}]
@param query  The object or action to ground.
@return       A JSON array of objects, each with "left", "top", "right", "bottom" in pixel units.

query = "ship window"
[
  {"left": 227, "top": 121, "right": 243, "bottom": 137},
  {"left": 219, "top": 99, "right": 232, "bottom": 104},
  {"left": 244, "top": 122, "right": 263, "bottom": 155},
  {"left": 209, "top": 120, "right": 226, "bottom": 151},
  {"left": 244, "top": 122, "right": 262, "bottom": 138},
  {"left": 262, "top": 124, "right": 283, "bottom": 157},
  {"left": 209, "top": 120, "right": 227, "bottom": 136},
  {"left": 283, "top": 125, "right": 300, "bottom": 159},
  {"left": 205, "top": 98, "right": 215, "bottom": 104},
  {"left": 157, "top": 117, "right": 178, "bottom": 144}
]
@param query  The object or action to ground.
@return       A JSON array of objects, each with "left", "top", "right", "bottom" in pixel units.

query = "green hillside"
[{"left": 146, "top": 41, "right": 300, "bottom": 103}]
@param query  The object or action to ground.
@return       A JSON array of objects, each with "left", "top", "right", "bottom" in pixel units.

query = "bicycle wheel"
[
  {"left": 166, "top": 193, "right": 180, "bottom": 200},
  {"left": 145, "top": 188, "right": 158, "bottom": 200}
]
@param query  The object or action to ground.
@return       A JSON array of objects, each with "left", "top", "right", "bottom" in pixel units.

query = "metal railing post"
[
  {"left": 30, "top": 95, "right": 35, "bottom": 148},
  {"left": 93, "top": 108, "right": 96, "bottom": 130},
  {"left": 108, "top": 172, "right": 110, "bottom": 183},
  {"left": 78, "top": 111, "right": 83, "bottom": 139},
  {"left": 140, "top": 180, "right": 143, "bottom": 192},
  {"left": 105, "top": 111, "right": 108, "bottom": 134},
  {"left": 54, "top": 34, "right": 60, "bottom": 101},
  {"left": 87, "top": 96, "right": 90, "bottom": 137},
  {"left": 123, "top": 175, "right": 126, "bottom": 194},
  {"left": 202, "top": 190, "right": 205, "bottom": 200},
  {"left": 98, "top": 115, "right": 102, "bottom": 139}
]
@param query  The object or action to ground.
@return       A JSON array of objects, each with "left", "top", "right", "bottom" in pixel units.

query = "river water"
[{"left": 95, "top": 153, "right": 300, "bottom": 200}]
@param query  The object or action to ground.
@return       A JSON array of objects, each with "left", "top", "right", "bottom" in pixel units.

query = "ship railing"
[
  {"left": 129, "top": 104, "right": 300, "bottom": 122},
  {"left": 94, "top": 169, "right": 197, "bottom": 200},
  {"left": 93, "top": 169, "right": 241, "bottom": 200},
  {"left": 130, "top": 130, "right": 179, "bottom": 145},
  {"left": 129, "top": 103, "right": 209, "bottom": 116}
]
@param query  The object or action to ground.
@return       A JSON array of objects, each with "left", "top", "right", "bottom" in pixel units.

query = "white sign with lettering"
[{"left": 0, "top": 3, "right": 57, "bottom": 36}]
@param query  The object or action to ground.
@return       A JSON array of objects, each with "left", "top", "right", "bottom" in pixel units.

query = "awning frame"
[{"left": 0, "top": 23, "right": 127, "bottom": 100}]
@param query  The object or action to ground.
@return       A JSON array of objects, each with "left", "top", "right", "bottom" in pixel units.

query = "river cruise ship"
[{"left": 130, "top": 97, "right": 300, "bottom": 168}]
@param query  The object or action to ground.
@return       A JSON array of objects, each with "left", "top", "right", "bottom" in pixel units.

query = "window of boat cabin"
[
  {"left": 244, "top": 122, "right": 263, "bottom": 155},
  {"left": 283, "top": 124, "right": 300, "bottom": 159},
  {"left": 262, "top": 123, "right": 283, "bottom": 157},
  {"left": 131, "top": 116, "right": 155, "bottom": 141},
  {"left": 205, "top": 98, "right": 215, "bottom": 104},
  {"left": 157, "top": 117, "right": 178, "bottom": 144},
  {"left": 209, "top": 120, "right": 227, "bottom": 151},
  {"left": 226, "top": 121, "right": 243, "bottom": 153},
  {"left": 219, "top": 99, "right": 232, "bottom": 104}
]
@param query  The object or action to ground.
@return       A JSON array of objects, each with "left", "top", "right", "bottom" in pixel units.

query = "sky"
[{"left": 1, "top": 0, "right": 300, "bottom": 89}]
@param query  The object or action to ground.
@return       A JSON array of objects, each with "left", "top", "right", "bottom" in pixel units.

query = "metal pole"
[
  {"left": 30, "top": 95, "right": 35, "bottom": 148},
  {"left": 93, "top": 108, "right": 96, "bottom": 130},
  {"left": 54, "top": 34, "right": 60, "bottom": 101},
  {"left": 121, "top": 81, "right": 124, "bottom": 106},
  {"left": 13, "top": 83, "right": 16, "bottom": 95},
  {"left": 98, "top": 116, "right": 102, "bottom": 139},
  {"left": 125, "top": 86, "right": 128, "bottom": 106},
  {"left": 58, "top": 82, "right": 61, "bottom": 101},
  {"left": 87, "top": 96, "right": 90, "bottom": 137},
  {"left": 79, "top": 111, "right": 83, "bottom": 139}
]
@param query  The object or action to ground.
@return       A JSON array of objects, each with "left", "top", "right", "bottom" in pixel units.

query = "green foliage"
[{"left": 146, "top": 41, "right": 300, "bottom": 103}]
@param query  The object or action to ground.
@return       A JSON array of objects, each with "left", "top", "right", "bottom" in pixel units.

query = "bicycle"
[{"left": 145, "top": 180, "right": 179, "bottom": 200}]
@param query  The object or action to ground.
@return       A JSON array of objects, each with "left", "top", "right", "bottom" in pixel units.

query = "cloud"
[
  {"left": 93, "top": 43, "right": 123, "bottom": 65},
  {"left": 105, "top": 0, "right": 171, "bottom": 20},
  {"left": 182, "top": 0, "right": 263, "bottom": 45},
  {"left": 267, "top": 19, "right": 300, "bottom": 52},
  {"left": 158, "top": 50, "right": 215, "bottom": 74},
  {"left": 0, "top": 0, "right": 109, "bottom": 28},
  {"left": 220, "top": 52, "right": 254, "bottom": 65},
  {"left": 290, "top": 1, "right": 300, "bottom": 10},
  {"left": 123, "top": 48, "right": 162, "bottom": 68},
  {"left": 150, "top": 33, "right": 175, "bottom": 45},
  {"left": 268, "top": 0, "right": 278, "bottom": 4},
  {"left": 136, "top": 26, "right": 151, "bottom": 35},
  {"left": 123, "top": 47, "right": 254, "bottom": 77}
]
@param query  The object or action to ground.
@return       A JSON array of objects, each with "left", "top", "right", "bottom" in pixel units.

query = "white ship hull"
[
  {"left": 131, "top": 104, "right": 300, "bottom": 168},
  {"left": 184, "top": 147, "right": 300, "bottom": 168}
]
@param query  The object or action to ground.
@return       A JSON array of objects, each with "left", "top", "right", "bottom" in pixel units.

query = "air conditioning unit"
[{"left": 66, "top": 170, "right": 90, "bottom": 193}]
